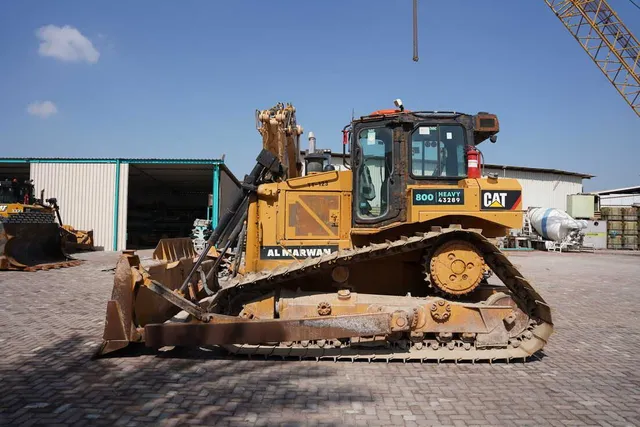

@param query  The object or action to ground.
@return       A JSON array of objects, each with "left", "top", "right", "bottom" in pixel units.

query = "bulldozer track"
[
  {"left": 199, "top": 227, "right": 553, "bottom": 363},
  {"left": 21, "top": 260, "right": 83, "bottom": 271},
  {"left": 220, "top": 320, "right": 550, "bottom": 364},
  {"left": 0, "top": 257, "right": 83, "bottom": 272},
  {"left": 0, "top": 211, "right": 56, "bottom": 224}
]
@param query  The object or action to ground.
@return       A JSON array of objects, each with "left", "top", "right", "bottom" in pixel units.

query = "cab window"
[
  {"left": 411, "top": 125, "right": 466, "bottom": 178},
  {"left": 356, "top": 127, "right": 393, "bottom": 219}
]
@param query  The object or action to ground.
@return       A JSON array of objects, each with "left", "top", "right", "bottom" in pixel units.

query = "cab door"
[{"left": 352, "top": 124, "right": 406, "bottom": 227}]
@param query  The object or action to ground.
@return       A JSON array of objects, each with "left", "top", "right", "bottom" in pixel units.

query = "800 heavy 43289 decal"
[{"left": 412, "top": 189, "right": 465, "bottom": 206}]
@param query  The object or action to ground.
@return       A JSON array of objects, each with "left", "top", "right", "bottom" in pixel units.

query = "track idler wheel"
[{"left": 428, "top": 240, "right": 486, "bottom": 296}]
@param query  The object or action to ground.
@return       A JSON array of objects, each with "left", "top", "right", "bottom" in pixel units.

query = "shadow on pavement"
[{"left": 0, "top": 335, "right": 372, "bottom": 426}]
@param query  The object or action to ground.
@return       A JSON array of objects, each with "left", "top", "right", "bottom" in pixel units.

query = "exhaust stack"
[{"left": 308, "top": 131, "right": 316, "bottom": 153}]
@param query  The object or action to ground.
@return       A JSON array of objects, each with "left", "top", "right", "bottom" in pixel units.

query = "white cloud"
[
  {"left": 27, "top": 101, "right": 58, "bottom": 118},
  {"left": 36, "top": 25, "right": 100, "bottom": 64}
]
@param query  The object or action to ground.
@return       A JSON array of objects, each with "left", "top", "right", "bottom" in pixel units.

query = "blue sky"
[{"left": 0, "top": 0, "right": 638, "bottom": 191}]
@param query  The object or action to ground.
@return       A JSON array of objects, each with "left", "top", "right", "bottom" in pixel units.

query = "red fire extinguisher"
[{"left": 465, "top": 145, "right": 481, "bottom": 179}]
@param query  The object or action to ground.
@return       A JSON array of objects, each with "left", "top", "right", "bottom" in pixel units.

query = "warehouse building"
[
  {"left": 481, "top": 164, "right": 592, "bottom": 211},
  {"left": 592, "top": 186, "right": 640, "bottom": 207},
  {"left": 0, "top": 158, "right": 240, "bottom": 251},
  {"left": 303, "top": 152, "right": 593, "bottom": 212}
]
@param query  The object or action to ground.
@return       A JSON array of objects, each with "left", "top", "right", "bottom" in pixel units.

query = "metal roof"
[
  {"left": 591, "top": 185, "right": 640, "bottom": 195},
  {"left": 0, "top": 157, "right": 240, "bottom": 186},
  {"left": 482, "top": 163, "right": 594, "bottom": 179}
]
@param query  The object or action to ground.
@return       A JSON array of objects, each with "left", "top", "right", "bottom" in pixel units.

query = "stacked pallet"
[
  {"left": 623, "top": 207, "right": 639, "bottom": 250},
  {"left": 600, "top": 206, "right": 639, "bottom": 250},
  {"left": 637, "top": 207, "right": 640, "bottom": 250}
]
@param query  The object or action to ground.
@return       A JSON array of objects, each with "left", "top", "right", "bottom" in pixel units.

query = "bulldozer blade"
[
  {"left": 61, "top": 225, "right": 95, "bottom": 251},
  {"left": 96, "top": 238, "right": 217, "bottom": 357},
  {"left": 153, "top": 237, "right": 197, "bottom": 261},
  {"left": 96, "top": 253, "right": 142, "bottom": 357},
  {"left": 0, "top": 222, "right": 81, "bottom": 271}
]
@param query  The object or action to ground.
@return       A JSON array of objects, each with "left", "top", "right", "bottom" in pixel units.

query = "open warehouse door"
[
  {"left": 0, "top": 162, "right": 30, "bottom": 185},
  {"left": 126, "top": 161, "right": 239, "bottom": 250},
  {"left": 0, "top": 158, "right": 239, "bottom": 252}
]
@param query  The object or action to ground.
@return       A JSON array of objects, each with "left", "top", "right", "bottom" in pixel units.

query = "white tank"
[{"left": 528, "top": 207, "right": 586, "bottom": 242}]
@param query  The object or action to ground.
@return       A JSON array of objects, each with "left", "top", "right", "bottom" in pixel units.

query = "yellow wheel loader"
[
  {"left": 97, "top": 101, "right": 553, "bottom": 362},
  {"left": 0, "top": 179, "right": 83, "bottom": 271}
]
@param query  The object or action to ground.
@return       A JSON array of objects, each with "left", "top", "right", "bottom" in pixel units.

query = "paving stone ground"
[{"left": 0, "top": 249, "right": 639, "bottom": 426}]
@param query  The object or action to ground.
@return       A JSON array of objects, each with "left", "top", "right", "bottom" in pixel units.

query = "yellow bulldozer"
[
  {"left": 97, "top": 101, "right": 553, "bottom": 362},
  {"left": 0, "top": 179, "right": 92, "bottom": 271}
]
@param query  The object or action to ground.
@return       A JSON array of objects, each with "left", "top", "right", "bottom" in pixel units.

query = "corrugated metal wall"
[
  {"left": 31, "top": 162, "right": 129, "bottom": 251},
  {"left": 484, "top": 167, "right": 584, "bottom": 211}
]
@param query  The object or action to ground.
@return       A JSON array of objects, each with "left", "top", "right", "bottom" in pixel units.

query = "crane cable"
[
  {"left": 413, "top": 0, "right": 419, "bottom": 61},
  {"left": 628, "top": 0, "right": 640, "bottom": 10}
]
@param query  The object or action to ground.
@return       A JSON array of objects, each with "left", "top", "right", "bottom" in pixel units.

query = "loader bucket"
[
  {"left": 0, "top": 222, "right": 81, "bottom": 271},
  {"left": 96, "top": 237, "right": 218, "bottom": 357}
]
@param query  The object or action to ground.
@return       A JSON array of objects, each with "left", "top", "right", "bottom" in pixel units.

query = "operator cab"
[
  {"left": 347, "top": 100, "right": 499, "bottom": 227},
  {"left": 0, "top": 179, "right": 37, "bottom": 204}
]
